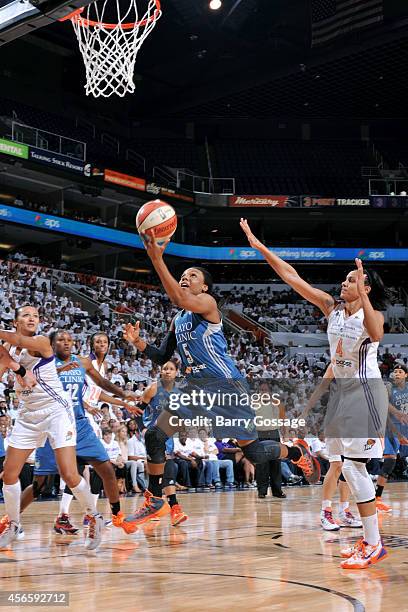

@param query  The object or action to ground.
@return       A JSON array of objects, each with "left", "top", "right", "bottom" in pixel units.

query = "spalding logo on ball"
[{"left": 136, "top": 200, "right": 177, "bottom": 245}]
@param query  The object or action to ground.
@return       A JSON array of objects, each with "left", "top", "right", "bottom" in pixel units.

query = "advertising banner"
[
  {"left": 0, "top": 138, "right": 29, "bottom": 160},
  {"left": 145, "top": 182, "right": 194, "bottom": 203},
  {"left": 29, "top": 147, "right": 85, "bottom": 174},
  {"left": 0, "top": 203, "right": 407, "bottom": 261},
  {"left": 104, "top": 169, "right": 145, "bottom": 191},
  {"left": 229, "top": 195, "right": 291, "bottom": 207}
]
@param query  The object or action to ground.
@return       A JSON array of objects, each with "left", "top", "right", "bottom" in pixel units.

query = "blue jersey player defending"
[
  {"left": 7, "top": 330, "right": 142, "bottom": 536},
  {"left": 375, "top": 365, "right": 408, "bottom": 513},
  {"left": 138, "top": 359, "right": 188, "bottom": 527},
  {"left": 121, "top": 230, "right": 320, "bottom": 528}
]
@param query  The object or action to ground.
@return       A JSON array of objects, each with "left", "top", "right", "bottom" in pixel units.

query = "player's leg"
[
  {"left": 340, "top": 455, "right": 387, "bottom": 569},
  {"left": 122, "top": 412, "right": 179, "bottom": 531},
  {"left": 54, "top": 460, "right": 86, "bottom": 536},
  {"left": 163, "top": 459, "right": 187, "bottom": 526},
  {"left": 375, "top": 435, "right": 398, "bottom": 512},
  {"left": 337, "top": 472, "right": 362, "bottom": 528},
  {"left": 51, "top": 407, "right": 103, "bottom": 551},
  {"left": 237, "top": 437, "right": 321, "bottom": 484},
  {"left": 91, "top": 459, "right": 123, "bottom": 525},
  {"left": 320, "top": 460, "right": 342, "bottom": 530},
  {"left": 0, "top": 445, "right": 33, "bottom": 547}
]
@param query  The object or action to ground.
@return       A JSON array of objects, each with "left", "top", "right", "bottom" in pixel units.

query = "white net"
[{"left": 68, "top": 0, "right": 161, "bottom": 98}]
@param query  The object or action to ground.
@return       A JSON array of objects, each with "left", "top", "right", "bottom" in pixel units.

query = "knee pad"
[
  {"left": 242, "top": 439, "right": 281, "bottom": 465},
  {"left": 380, "top": 456, "right": 396, "bottom": 479},
  {"left": 32, "top": 477, "right": 47, "bottom": 499},
  {"left": 341, "top": 459, "right": 375, "bottom": 504},
  {"left": 162, "top": 459, "right": 178, "bottom": 489},
  {"left": 144, "top": 425, "right": 168, "bottom": 464}
]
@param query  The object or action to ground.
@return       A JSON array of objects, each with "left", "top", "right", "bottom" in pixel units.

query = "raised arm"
[
  {"left": 355, "top": 258, "right": 384, "bottom": 342},
  {"left": 123, "top": 320, "right": 177, "bottom": 365},
  {"left": 240, "top": 219, "right": 335, "bottom": 316},
  {"left": 0, "top": 330, "right": 52, "bottom": 356},
  {"left": 141, "top": 231, "right": 218, "bottom": 317},
  {"left": 81, "top": 356, "right": 137, "bottom": 402}
]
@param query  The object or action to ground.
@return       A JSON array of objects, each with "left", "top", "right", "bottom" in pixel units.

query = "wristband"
[{"left": 15, "top": 365, "right": 26, "bottom": 377}]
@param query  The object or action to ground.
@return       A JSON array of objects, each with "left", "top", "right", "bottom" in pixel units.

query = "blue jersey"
[
  {"left": 388, "top": 381, "right": 408, "bottom": 432},
  {"left": 143, "top": 382, "right": 178, "bottom": 455},
  {"left": 174, "top": 310, "right": 243, "bottom": 380},
  {"left": 55, "top": 355, "right": 87, "bottom": 422},
  {"left": 0, "top": 434, "right": 5, "bottom": 459}
]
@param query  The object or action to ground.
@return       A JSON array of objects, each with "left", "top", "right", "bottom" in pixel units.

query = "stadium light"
[{"left": 209, "top": 0, "right": 222, "bottom": 10}]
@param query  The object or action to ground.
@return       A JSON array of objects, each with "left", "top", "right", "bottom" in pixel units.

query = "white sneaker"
[
  {"left": 341, "top": 539, "right": 387, "bottom": 569},
  {"left": 338, "top": 509, "right": 362, "bottom": 528},
  {"left": 0, "top": 520, "right": 20, "bottom": 548},
  {"left": 84, "top": 513, "right": 104, "bottom": 551},
  {"left": 320, "top": 508, "right": 340, "bottom": 531}
]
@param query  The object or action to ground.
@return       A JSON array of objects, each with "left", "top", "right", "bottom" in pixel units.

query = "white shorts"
[
  {"left": 324, "top": 378, "right": 387, "bottom": 460},
  {"left": 325, "top": 437, "right": 384, "bottom": 460},
  {"left": 8, "top": 404, "right": 76, "bottom": 451}
]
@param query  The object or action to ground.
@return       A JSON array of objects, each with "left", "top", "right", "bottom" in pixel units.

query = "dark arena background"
[{"left": 0, "top": 1, "right": 407, "bottom": 610}]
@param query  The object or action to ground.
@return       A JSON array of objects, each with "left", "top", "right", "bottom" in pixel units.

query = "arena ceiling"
[{"left": 10, "top": 0, "right": 408, "bottom": 119}]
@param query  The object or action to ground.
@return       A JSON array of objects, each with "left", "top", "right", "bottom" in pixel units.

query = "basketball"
[{"left": 136, "top": 199, "right": 177, "bottom": 244}]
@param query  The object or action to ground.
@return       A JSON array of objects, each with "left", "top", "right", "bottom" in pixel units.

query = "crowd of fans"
[{"left": 0, "top": 259, "right": 407, "bottom": 500}]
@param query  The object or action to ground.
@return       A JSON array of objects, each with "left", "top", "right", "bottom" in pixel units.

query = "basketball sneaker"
[
  {"left": 121, "top": 491, "right": 170, "bottom": 533},
  {"left": 111, "top": 511, "right": 138, "bottom": 534},
  {"left": 292, "top": 439, "right": 321, "bottom": 484},
  {"left": 376, "top": 498, "right": 392, "bottom": 513},
  {"left": 54, "top": 514, "right": 79, "bottom": 535},
  {"left": 0, "top": 516, "right": 24, "bottom": 540},
  {"left": 341, "top": 537, "right": 364, "bottom": 558},
  {"left": 170, "top": 504, "right": 188, "bottom": 527},
  {"left": 84, "top": 513, "right": 104, "bottom": 551},
  {"left": 338, "top": 509, "right": 362, "bottom": 528},
  {"left": 320, "top": 508, "right": 340, "bottom": 531},
  {"left": 340, "top": 540, "right": 387, "bottom": 569},
  {"left": 0, "top": 520, "right": 20, "bottom": 548}
]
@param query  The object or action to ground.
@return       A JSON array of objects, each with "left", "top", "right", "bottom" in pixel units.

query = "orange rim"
[{"left": 59, "top": 0, "right": 161, "bottom": 30}]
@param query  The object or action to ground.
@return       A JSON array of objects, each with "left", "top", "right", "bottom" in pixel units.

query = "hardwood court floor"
[{"left": 0, "top": 483, "right": 408, "bottom": 612}]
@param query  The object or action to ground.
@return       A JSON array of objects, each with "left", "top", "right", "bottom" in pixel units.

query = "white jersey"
[
  {"left": 9, "top": 347, "right": 70, "bottom": 414},
  {"left": 327, "top": 305, "right": 381, "bottom": 379},
  {"left": 84, "top": 357, "right": 105, "bottom": 406}
]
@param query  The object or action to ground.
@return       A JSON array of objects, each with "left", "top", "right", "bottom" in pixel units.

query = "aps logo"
[{"left": 34, "top": 215, "right": 60, "bottom": 229}]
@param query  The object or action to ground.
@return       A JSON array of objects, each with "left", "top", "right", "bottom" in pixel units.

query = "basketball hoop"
[{"left": 60, "top": 0, "right": 161, "bottom": 98}]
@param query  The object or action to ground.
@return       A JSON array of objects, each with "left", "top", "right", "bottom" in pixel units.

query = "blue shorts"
[
  {"left": 34, "top": 418, "right": 109, "bottom": 475},
  {"left": 383, "top": 435, "right": 400, "bottom": 456}
]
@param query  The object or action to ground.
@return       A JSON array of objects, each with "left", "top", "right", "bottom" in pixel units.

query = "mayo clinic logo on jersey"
[
  {"left": 175, "top": 321, "right": 197, "bottom": 343},
  {"left": 364, "top": 439, "right": 376, "bottom": 451}
]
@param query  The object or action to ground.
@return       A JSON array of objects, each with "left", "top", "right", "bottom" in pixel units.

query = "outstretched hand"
[
  {"left": 141, "top": 229, "right": 170, "bottom": 261},
  {"left": 239, "top": 218, "right": 265, "bottom": 251},
  {"left": 123, "top": 321, "right": 140, "bottom": 345},
  {"left": 355, "top": 258, "right": 366, "bottom": 298}
]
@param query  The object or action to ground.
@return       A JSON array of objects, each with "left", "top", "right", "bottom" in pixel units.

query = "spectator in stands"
[
  {"left": 99, "top": 429, "right": 127, "bottom": 494},
  {"left": 198, "top": 429, "right": 235, "bottom": 489},
  {"left": 215, "top": 439, "right": 255, "bottom": 488},
  {"left": 173, "top": 430, "right": 204, "bottom": 491},
  {"left": 125, "top": 425, "right": 147, "bottom": 494}
]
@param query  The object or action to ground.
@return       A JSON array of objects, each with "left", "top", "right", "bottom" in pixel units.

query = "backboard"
[{"left": 0, "top": 0, "right": 93, "bottom": 45}]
